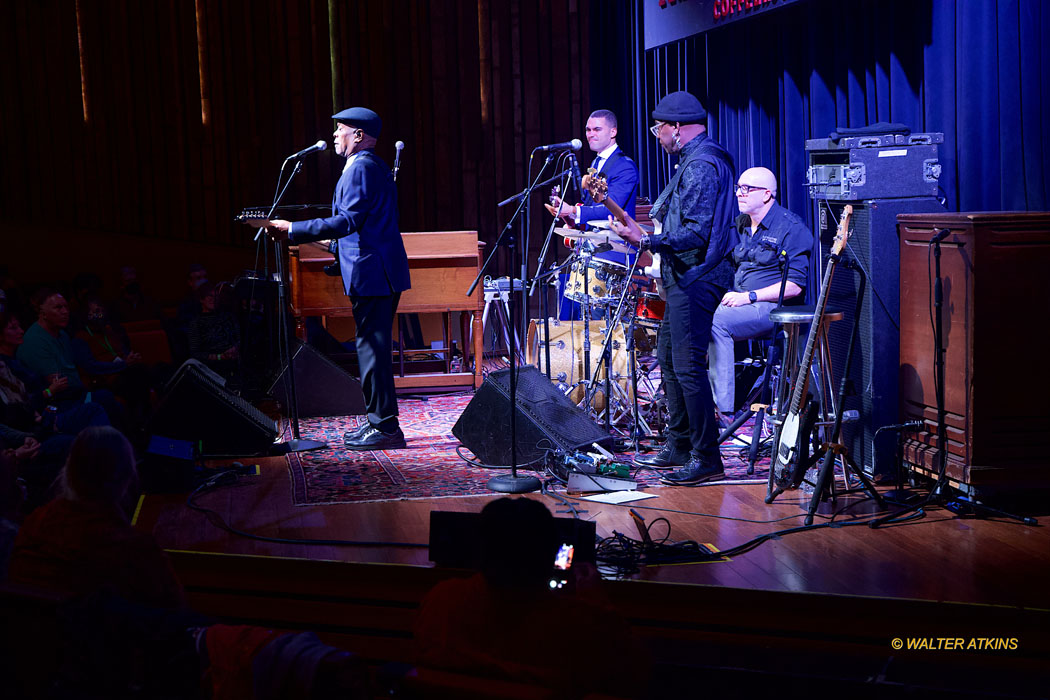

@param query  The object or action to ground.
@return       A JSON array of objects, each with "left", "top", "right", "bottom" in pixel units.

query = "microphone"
[
  {"left": 286, "top": 140, "right": 327, "bottom": 160},
  {"left": 393, "top": 140, "right": 405, "bottom": 182},
  {"left": 537, "top": 138, "right": 583, "bottom": 152},
  {"left": 930, "top": 228, "right": 952, "bottom": 244},
  {"left": 569, "top": 152, "right": 583, "bottom": 194}
]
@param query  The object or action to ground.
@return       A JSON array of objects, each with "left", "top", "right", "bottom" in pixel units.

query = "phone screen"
[{"left": 549, "top": 543, "right": 574, "bottom": 589}]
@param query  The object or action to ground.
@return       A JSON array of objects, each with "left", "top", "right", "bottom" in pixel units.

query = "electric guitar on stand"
[
  {"left": 582, "top": 169, "right": 664, "bottom": 298},
  {"left": 770, "top": 204, "right": 853, "bottom": 491}
]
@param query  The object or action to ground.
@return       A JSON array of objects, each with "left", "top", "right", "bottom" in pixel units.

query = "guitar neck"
[{"left": 787, "top": 256, "right": 838, "bottom": 416}]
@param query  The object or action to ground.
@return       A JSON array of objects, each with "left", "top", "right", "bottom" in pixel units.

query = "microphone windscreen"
[
  {"left": 315, "top": 140, "right": 328, "bottom": 151},
  {"left": 570, "top": 138, "right": 583, "bottom": 151},
  {"left": 395, "top": 140, "right": 405, "bottom": 151}
]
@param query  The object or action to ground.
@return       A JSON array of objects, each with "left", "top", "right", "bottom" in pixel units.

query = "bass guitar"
[
  {"left": 771, "top": 204, "right": 853, "bottom": 490},
  {"left": 581, "top": 169, "right": 664, "bottom": 298}
]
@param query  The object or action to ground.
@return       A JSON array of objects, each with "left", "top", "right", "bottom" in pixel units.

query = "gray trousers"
[{"left": 708, "top": 301, "right": 776, "bottom": 413}]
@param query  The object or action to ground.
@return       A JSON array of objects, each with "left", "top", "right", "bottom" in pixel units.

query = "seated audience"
[
  {"left": 14, "top": 289, "right": 125, "bottom": 429},
  {"left": 0, "top": 448, "right": 26, "bottom": 577},
  {"left": 72, "top": 297, "right": 153, "bottom": 423},
  {"left": 1, "top": 309, "right": 111, "bottom": 434},
  {"left": 109, "top": 265, "right": 161, "bottom": 325},
  {"left": 414, "top": 497, "right": 646, "bottom": 696},
  {"left": 8, "top": 426, "right": 186, "bottom": 608},
  {"left": 188, "top": 281, "right": 241, "bottom": 379}
]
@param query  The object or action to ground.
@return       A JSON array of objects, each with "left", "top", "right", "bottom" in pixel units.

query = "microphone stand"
[
  {"left": 260, "top": 158, "right": 326, "bottom": 454},
  {"left": 467, "top": 150, "right": 554, "bottom": 493}
]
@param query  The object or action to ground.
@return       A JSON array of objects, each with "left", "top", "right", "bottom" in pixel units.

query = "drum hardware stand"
[
  {"left": 869, "top": 231, "right": 1036, "bottom": 528},
  {"left": 467, "top": 149, "right": 562, "bottom": 494},
  {"left": 476, "top": 277, "right": 524, "bottom": 366}
]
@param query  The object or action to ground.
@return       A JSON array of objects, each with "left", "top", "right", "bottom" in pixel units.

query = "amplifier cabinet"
[{"left": 897, "top": 212, "right": 1050, "bottom": 489}]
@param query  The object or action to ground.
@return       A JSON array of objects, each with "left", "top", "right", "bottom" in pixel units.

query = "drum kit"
[{"left": 525, "top": 226, "right": 667, "bottom": 439}]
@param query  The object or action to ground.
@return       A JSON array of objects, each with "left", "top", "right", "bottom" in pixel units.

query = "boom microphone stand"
[
  {"left": 256, "top": 158, "right": 325, "bottom": 454},
  {"left": 467, "top": 150, "right": 556, "bottom": 494}
]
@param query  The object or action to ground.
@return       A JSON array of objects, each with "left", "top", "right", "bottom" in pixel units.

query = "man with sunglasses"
[
  {"left": 259, "top": 108, "right": 411, "bottom": 451},
  {"left": 709, "top": 167, "right": 812, "bottom": 422},
  {"left": 610, "top": 91, "right": 736, "bottom": 485}
]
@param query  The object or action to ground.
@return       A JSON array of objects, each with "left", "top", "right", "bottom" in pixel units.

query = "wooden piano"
[{"left": 287, "top": 231, "right": 485, "bottom": 389}]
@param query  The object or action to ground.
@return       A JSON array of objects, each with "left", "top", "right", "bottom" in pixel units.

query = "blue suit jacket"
[
  {"left": 290, "top": 150, "right": 411, "bottom": 297},
  {"left": 576, "top": 147, "right": 639, "bottom": 228}
]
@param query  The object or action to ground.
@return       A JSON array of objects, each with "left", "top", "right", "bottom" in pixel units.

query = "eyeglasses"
[
  {"left": 649, "top": 122, "right": 667, "bottom": 138},
  {"left": 735, "top": 184, "right": 768, "bottom": 195}
]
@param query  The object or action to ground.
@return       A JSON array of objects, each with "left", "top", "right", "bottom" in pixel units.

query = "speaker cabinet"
[
  {"left": 452, "top": 366, "right": 613, "bottom": 466},
  {"left": 152, "top": 360, "right": 278, "bottom": 456},
  {"left": 814, "top": 197, "right": 944, "bottom": 476},
  {"left": 270, "top": 340, "right": 366, "bottom": 418}
]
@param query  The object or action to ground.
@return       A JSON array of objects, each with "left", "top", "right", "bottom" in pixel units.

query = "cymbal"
[{"left": 554, "top": 228, "right": 632, "bottom": 254}]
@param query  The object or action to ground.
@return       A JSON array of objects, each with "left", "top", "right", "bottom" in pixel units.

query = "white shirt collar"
[
  {"left": 594, "top": 143, "right": 618, "bottom": 167},
  {"left": 342, "top": 151, "right": 365, "bottom": 173}
]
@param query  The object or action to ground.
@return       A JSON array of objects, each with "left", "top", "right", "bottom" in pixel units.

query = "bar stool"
[{"left": 767, "top": 305, "right": 845, "bottom": 487}]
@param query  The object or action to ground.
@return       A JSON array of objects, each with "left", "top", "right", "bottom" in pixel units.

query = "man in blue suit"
[
  {"left": 264, "top": 107, "right": 411, "bottom": 451},
  {"left": 545, "top": 109, "right": 639, "bottom": 318}
]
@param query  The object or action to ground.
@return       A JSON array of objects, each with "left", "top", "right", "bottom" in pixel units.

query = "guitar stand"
[{"left": 799, "top": 258, "right": 882, "bottom": 524}]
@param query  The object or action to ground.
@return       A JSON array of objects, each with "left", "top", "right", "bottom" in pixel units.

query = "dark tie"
[{"left": 592, "top": 156, "right": 604, "bottom": 172}]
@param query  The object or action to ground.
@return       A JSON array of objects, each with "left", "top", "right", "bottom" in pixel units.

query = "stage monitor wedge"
[{"left": 452, "top": 366, "right": 613, "bottom": 467}]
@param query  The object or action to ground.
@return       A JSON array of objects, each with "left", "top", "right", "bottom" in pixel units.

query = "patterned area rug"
[{"left": 287, "top": 393, "right": 771, "bottom": 505}]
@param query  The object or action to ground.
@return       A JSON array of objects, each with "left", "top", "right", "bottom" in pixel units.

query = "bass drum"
[{"left": 525, "top": 318, "right": 629, "bottom": 411}]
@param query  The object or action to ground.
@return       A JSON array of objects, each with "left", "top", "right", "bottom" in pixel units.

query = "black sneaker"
[
  {"left": 659, "top": 456, "right": 725, "bottom": 485},
  {"left": 634, "top": 445, "right": 691, "bottom": 470},
  {"left": 344, "top": 425, "right": 407, "bottom": 451}
]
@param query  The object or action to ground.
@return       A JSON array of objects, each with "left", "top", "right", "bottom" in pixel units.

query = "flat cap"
[
  {"left": 332, "top": 107, "right": 382, "bottom": 138},
  {"left": 652, "top": 91, "right": 707, "bottom": 124}
]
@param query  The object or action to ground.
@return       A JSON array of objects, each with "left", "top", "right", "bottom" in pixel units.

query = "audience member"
[
  {"left": 8, "top": 426, "right": 186, "bottom": 608},
  {"left": 110, "top": 265, "right": 162, "bottom": 324},
  {"left": 0, "top": 448, "right": 26, "bottom": 578},
  {"left": 0, "top": 309, "right": 110, "bottom": 433},
  {"left": 14, "top": 289, "right": 125, "bottom": 428},
  {"left": 72, "top": 298, "right": 153, "bottom": 423},
  {"left": 68, "top": 272, "right": 104, "bottom": 333},
  {"left": 187, "top": 281, "right": 240, "bottom": 379},
  {"left": 414, "top": 497, "right": 646, "bottom": 696},
  {"left": 176, "top": 263, "right": 209, "bottom": 330}
]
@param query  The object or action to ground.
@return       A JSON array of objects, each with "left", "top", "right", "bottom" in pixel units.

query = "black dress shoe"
[
  {"left": 634, "top": 445, "right": 691, "bottom": 469},
  {"left": 343, "top": 422, "right": 372, "bottom": 444},
  {"left": 345, "top": 425, "right": 407, "bottom": 451},
  {"left": 660, "top": 456, "right": 725, "bottom": 485}
]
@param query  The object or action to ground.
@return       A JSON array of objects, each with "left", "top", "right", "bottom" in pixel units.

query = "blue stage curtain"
[{"left": 598, "top": 0, "right": 1050, "bottom": 216}]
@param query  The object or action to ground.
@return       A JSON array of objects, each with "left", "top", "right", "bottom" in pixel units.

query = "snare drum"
[
  {"left": 634, "top": 292, "right": 665, "bottom": 327},
  {"left": 563, "top": 257, "right": 629, "bottom": 304}
]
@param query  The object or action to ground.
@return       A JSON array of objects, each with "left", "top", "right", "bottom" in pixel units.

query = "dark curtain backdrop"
[
  {"left": 592, "top": 0, "right": 1050, "bottom": 219},
  {"left": 0, "top": 0, "right": 591, "bottom": 274}
]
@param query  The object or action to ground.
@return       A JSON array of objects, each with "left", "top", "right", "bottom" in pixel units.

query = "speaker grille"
[
  {"left": 152, "top": 360, "right": 278, "bottom": 456},
  {"left": 452, "top": 366, "right": 612, "bottom": 466}
]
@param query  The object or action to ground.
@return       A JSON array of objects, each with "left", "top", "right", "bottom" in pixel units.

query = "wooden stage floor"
[{"left": 135, "top": 451, "right": 1050, "bottom": 611}]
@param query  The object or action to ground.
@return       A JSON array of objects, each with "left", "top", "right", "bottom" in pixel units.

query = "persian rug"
[{"left": 286, "top": 393, "right": 770, "bottom": 506}]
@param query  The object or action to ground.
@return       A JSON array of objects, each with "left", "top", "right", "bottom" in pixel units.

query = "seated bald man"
[{"left": 709, "top": 167, "right": 812, "bottom": 420}]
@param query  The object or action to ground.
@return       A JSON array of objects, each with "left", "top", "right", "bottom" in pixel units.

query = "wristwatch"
[
  {"left": 639, "top": 233, "right": 652, "bottom": 250},
  {"left": 748, "top": 290, "right": 758, "bottom": 303}
]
